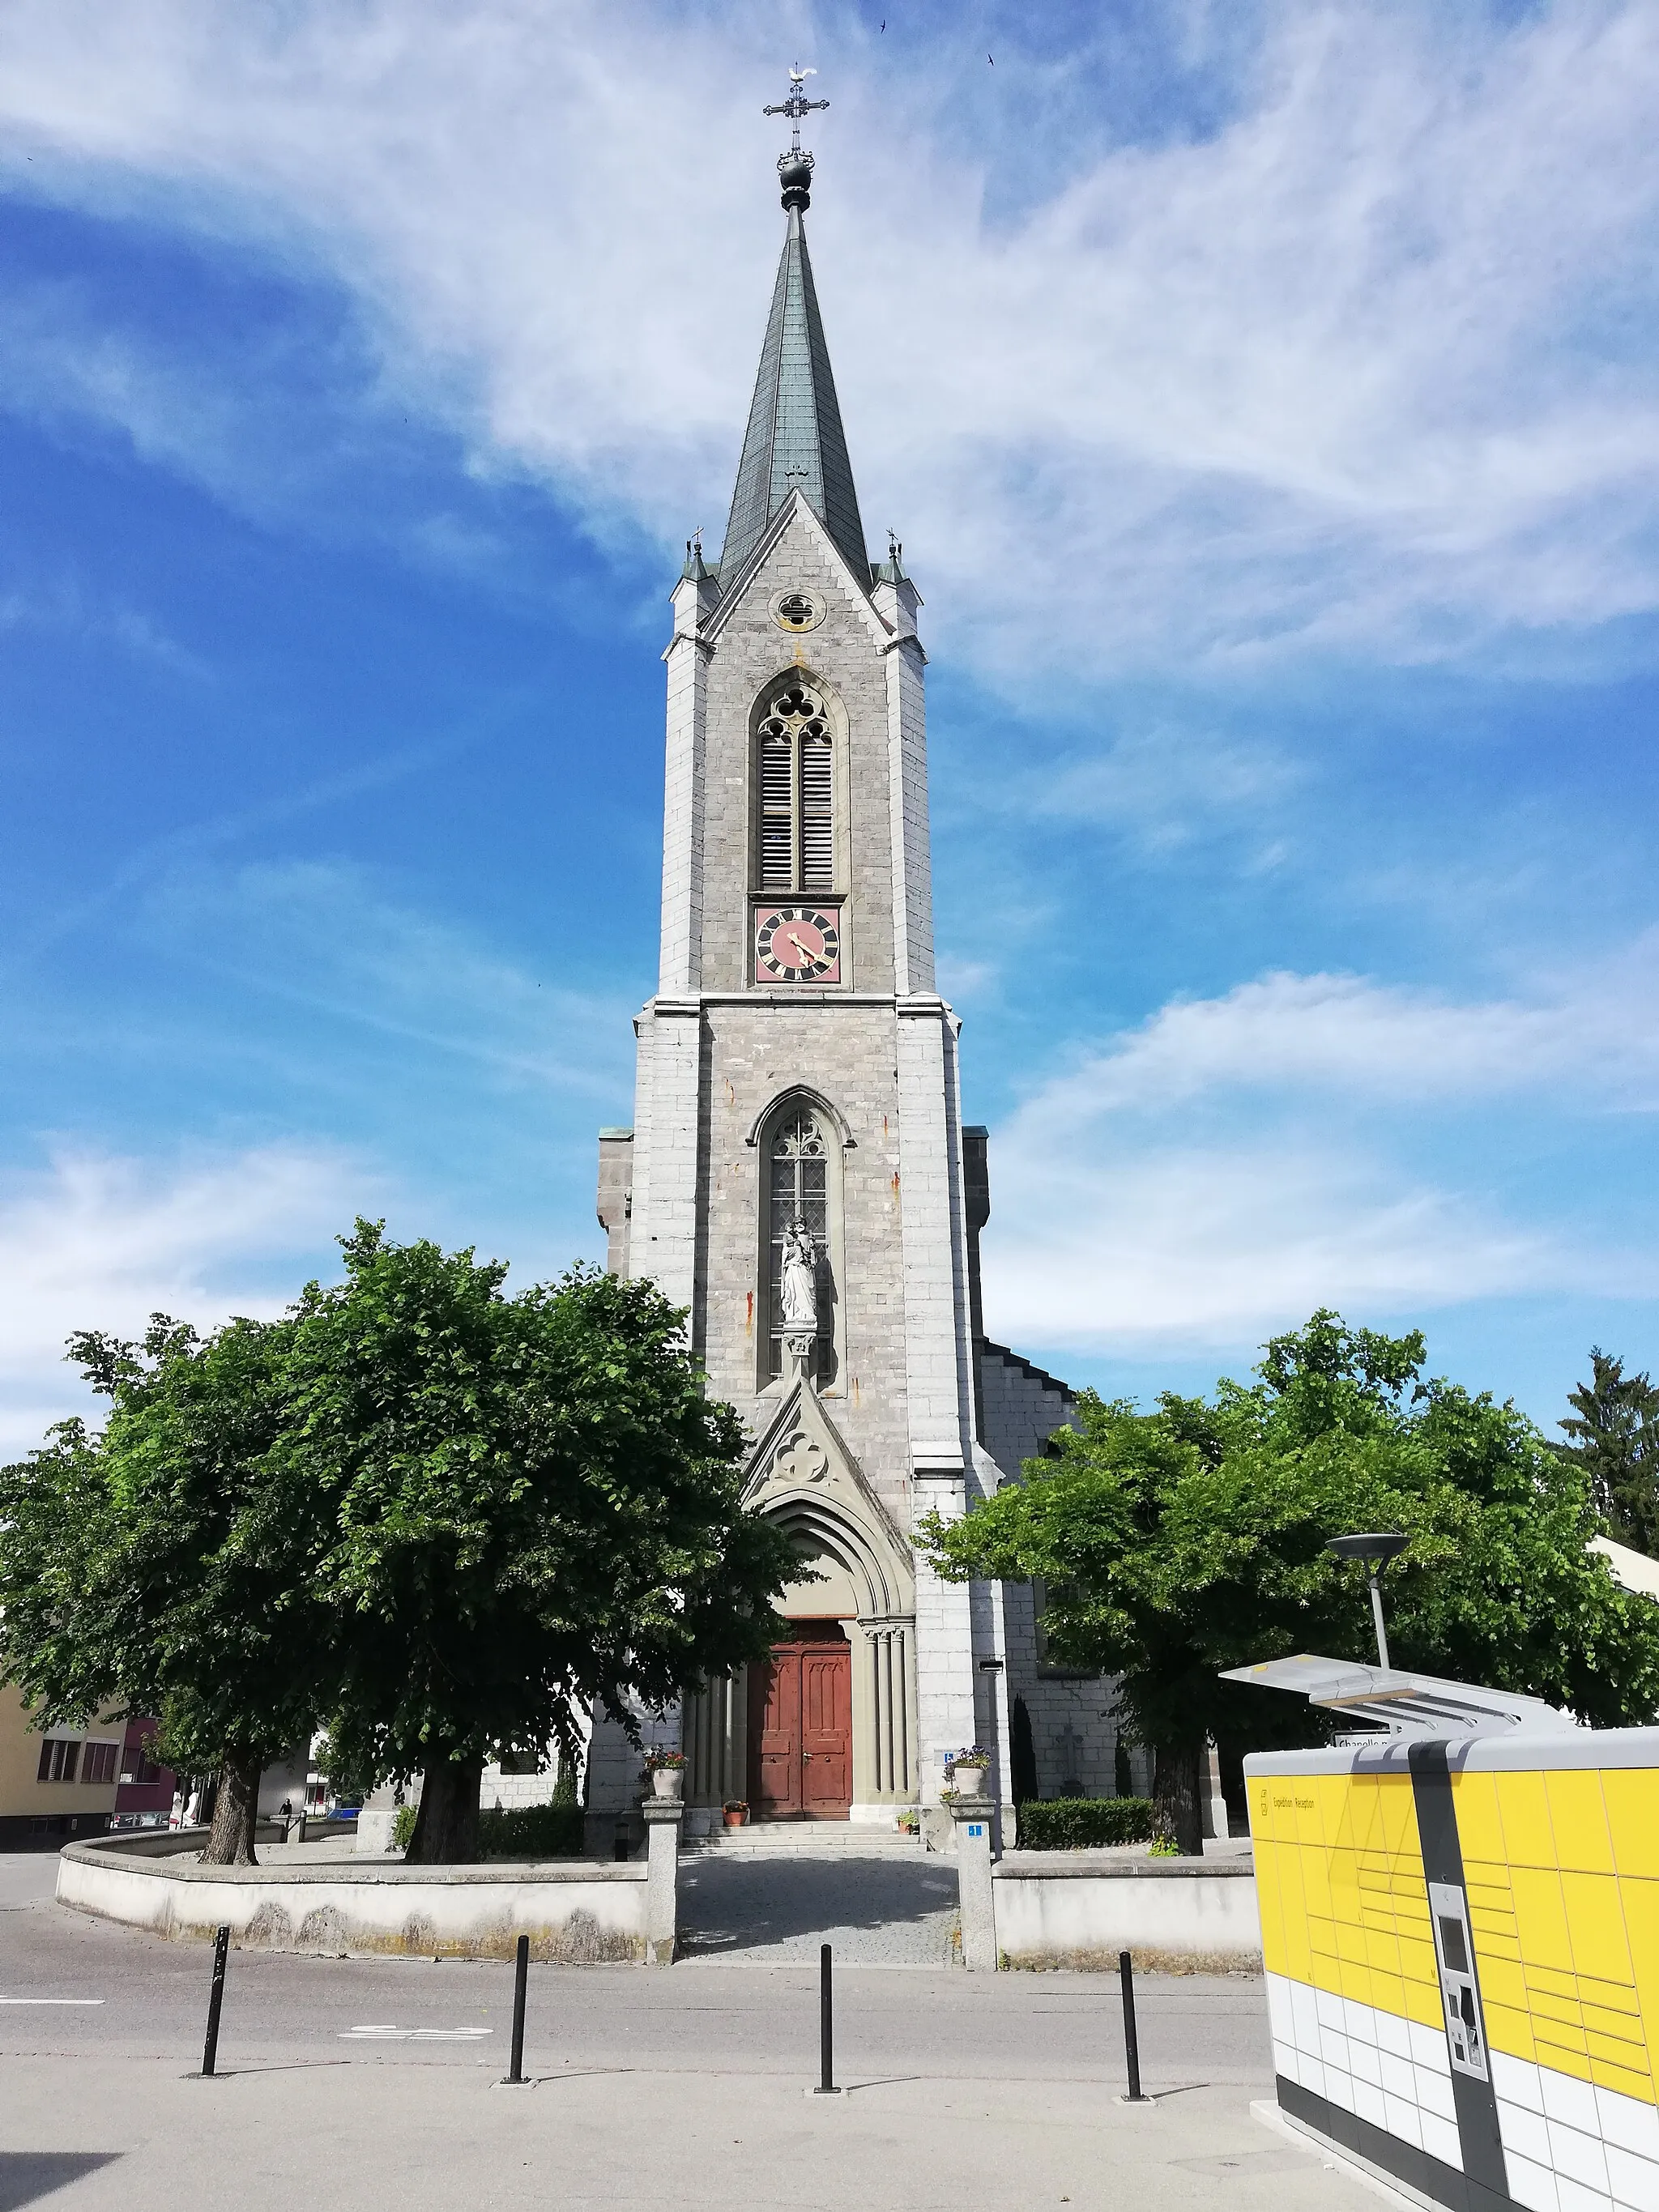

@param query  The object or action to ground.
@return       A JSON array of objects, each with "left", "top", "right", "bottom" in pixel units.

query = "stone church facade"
[{"left": 582, "top": 110, "right": 1132, "bottom": 1845}]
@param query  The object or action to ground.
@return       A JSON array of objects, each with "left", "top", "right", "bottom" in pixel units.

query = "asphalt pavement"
[
  {"left": 0, "top": 1851, "right": 1376, "bottom": 2212},
  {"left": 677, "top": 1846, "right": 964, "bottom": 1964}
]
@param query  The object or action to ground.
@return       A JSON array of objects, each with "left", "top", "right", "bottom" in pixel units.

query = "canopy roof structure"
[{"left": 1221, "top": 1653, "right": 1584, "bottom": 1741}]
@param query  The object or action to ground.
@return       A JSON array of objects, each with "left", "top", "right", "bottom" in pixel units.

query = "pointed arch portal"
[{"left": 682, "top": 1385, "right": 919, "bottom": 1817}]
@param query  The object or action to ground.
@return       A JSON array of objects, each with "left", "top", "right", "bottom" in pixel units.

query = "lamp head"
[{"left": 1325, "top": 1532, "right": 1410, "bottom": 1574}]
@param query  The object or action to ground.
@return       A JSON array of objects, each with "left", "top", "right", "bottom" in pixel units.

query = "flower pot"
[
  {"left": 953, "top": 1765, "right": 990, "bottom": 1796},
  {"left": 723, "top": 1809, "right": 746, "bottom": 1829},
  {"left": 650, "top": 1767, "right": 684, "bottom": 1801}
]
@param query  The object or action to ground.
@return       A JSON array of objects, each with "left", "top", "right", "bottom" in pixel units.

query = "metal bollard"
[
  {"left": 501, "top": 1933, "right": 530, "bottom": 2086},
  {"left": 1120, "top": 1949, "right": 1149, "bottom": 2102},
  {"left": 813, "top": 1941, "right": 842, "bottom": 2094},
  {"left": 198, "top": 1925, "right": 230, "bottom": 2078}
]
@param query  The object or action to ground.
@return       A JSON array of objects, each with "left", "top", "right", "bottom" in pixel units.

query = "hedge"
[
  {"left": 1016, "top": 1796, "right": 1156, "bottom": 1850},
  {"left": 479, "top": 1801, "right": 585, "bottom": 1859},
  {"left": 388, "top": 1799, "right": 584, "bottom": 1857}
]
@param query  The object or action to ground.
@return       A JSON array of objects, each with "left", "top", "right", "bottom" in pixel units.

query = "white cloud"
[
  {"left": 983, "top": 1140, "right": 1567, "bottom": 1351},
  {"left": 936, "top": 954, "right": 999, "bottom": 1002},
  {"left": 147, "top": 860, "right": 635, "bottom": 1102},
  {"left": 0, "top": 1143, "right": 368, "bottom": 1456},
  {"left": 1019, "top": 943, "right": 1659, "bottom": 1123},
  {"left": 1, "top": 2, "right": 1657, "bottom": 673},
  {"left": 980, "top": 941, "right": 1659, "bottom": 1353},
  {"left": 0, "top": 865, "right": 634, "bottom": 1455},
  {"left": 1024, "top": 726, "right": 1302, "bottom": 846},
  {"left": 0, "top": 276, "right": 251, "bottom": 492},
  {"left": 0, "top": 566, "right": 205, "bottom": 673}
]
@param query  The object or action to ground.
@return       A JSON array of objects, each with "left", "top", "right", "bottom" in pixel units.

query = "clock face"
[{"left": 755, "top": 905, "right": 842, "bottom": 983}]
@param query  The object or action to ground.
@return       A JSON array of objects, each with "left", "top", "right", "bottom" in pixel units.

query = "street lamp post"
[
  {"left": 1324, "top": 1532, "right": 1410, "bottom": 1670},
  {"left": 977, "top": 1656, "right": 1005, "bottom": 1857}
]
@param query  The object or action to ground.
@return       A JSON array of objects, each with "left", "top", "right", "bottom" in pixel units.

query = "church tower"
[{"left": 588, "top": 77, "right": 1088, "bottom": 1839}]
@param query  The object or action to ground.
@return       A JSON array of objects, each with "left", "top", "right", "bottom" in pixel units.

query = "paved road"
[
  {"left": 677, "top": 1848, "right": 962, "bottom": 1964},
  {"left": 0, "top": 1852, "right": 1371, "bottom": 2212}
]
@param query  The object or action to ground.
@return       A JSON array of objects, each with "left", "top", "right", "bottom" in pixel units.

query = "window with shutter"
[
  {"left": 754, "top": 681, "right": 837, "bottom": 894},
  {"left": 800, "top": 736, "right": 833, "bottom": 889},
  {"left": 760, "top": 732, "right": 794, "bottom": 888},
  {"left": 36, "top": 1739, "right": 80, "bottom": 1784},
  {"left": 83, "top": 1741, "right": 119, "bottom": 1786}
]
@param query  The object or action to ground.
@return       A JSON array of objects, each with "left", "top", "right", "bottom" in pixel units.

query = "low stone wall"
[
  {"left": 57, "top": 1831, "right": 650, "bottom": 1963},
  {"left": 992, "top": 1852, "right": 1261, "bottom": 1972}
]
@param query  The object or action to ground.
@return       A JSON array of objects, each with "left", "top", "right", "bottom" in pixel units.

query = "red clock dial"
[{"left": 755, "top": 905, "right": 842, "bottom": 983}]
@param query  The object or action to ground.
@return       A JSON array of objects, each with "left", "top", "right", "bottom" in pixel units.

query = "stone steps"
[{"left": 682, "top": 1818, "right": 924, "bottom": 1857}]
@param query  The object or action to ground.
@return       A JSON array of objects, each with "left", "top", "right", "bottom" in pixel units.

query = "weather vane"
[{"left": 764, "top": 66, "right": 829, "bottom": 158}]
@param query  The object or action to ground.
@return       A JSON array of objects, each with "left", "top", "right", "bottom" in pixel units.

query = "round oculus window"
[{"left": 770, "top": 590, "right": 825, "bottom": 633}]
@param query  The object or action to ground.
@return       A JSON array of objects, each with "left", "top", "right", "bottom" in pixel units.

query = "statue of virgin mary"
[{"left": 779, "top": 1216, "right": 818, "bottom": 1331}]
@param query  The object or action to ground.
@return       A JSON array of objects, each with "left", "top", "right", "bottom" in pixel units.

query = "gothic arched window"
[
  {"left": 755, "top": 680, "right": 835, "bottom": 894},
  {"left": 767, "top": 1103, "right": 834, "bottom": 1380}
]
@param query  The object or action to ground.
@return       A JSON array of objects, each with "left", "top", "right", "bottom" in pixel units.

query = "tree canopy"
[
  {"left": 0, "top": 1314, "right": 335, "bottom": 1864},
  {"left": 0, "top": 1225, "right": 800, "bottom": 1865},
  {"left": 277, "top": 1225, "right": 798, "bottom": 1861},
  {"left": 923, "top": 1311, "right": 1659, "bottom": 1853},
  {"left": 1558, "top": 1348, "right": 1659, "bottom": 1558}
]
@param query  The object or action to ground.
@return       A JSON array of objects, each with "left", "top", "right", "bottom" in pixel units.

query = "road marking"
[
  {"left": 0, "top": 1997, "right": 104, "bottom": 2005},
  {"left": 339, "top": 2025, "right": 493, "bottom": 2041}
]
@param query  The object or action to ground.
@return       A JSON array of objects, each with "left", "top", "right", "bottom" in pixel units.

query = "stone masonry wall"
[
  {"left": 693, "top": 999, "right": 911, "bottom": 1516},
  {"left": 978, "top": 1341, "right": 1073, "bottom": 1489},
  {"left": 976, "top": 1344, "right": 1140, "bottom": 1805},
  {"left": 697, "top": 505, "right": 906, "bottom": 996}
]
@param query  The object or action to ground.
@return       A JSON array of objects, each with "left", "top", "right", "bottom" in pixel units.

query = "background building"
[{"left": 0, "top": 1685, "right": 130, "bottom": 1848}]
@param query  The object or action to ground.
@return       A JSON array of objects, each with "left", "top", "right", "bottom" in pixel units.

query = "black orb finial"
[
  {"left": 764, "top": 66, "right": 829, "bottom": 214},
  {"left": 778, "top": 149, "right": 814, "bottom": 212}
]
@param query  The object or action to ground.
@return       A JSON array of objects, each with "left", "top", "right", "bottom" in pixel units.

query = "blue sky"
[{"left": 2, "top": 0, "right": 1658, "bottom": 1452}]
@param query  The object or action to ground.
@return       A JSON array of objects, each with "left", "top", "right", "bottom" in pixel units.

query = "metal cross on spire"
[{"left": 764, "top": 66, "right": 829, "bottom": 157}]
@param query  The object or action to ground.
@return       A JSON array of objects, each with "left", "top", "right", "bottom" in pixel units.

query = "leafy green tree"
[
  {"left": 284, "top": 1225, "right": 798, "bottom": 1863},
  {"left": 1559, "top": 1349, "right": 1659, "bottom": 1558},
  {"left": 923, "top": 1312, "right": 1659, "bottom": 1855},
  {"left": 0, "top": 1316, "right": 334, "bottom": 1865}
]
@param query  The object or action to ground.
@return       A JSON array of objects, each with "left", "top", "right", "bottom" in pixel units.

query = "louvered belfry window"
[{"left": 756, "top": 682, "right": 835, "bottom": 893}]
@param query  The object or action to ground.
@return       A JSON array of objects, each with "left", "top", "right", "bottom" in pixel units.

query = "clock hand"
[{"left": 786, "top": 931, "right": 818, "bottom": 961}]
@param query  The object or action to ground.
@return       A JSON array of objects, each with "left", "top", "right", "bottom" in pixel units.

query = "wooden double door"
[{"left": 748, "top": 1626, "right": 851, "bottom": 1819}]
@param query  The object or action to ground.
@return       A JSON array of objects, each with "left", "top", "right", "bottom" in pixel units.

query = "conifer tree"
[{"left": 1559, "top": 1349, "right": 1659, "bottom": 1558}]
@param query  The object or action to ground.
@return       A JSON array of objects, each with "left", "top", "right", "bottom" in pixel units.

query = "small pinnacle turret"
[{"left": 874, "top": 529, "right": 908, "bottom": 585}]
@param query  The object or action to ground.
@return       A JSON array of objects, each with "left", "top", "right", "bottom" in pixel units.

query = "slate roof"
[{"left": 717, "top": 206, "right": 870, "bottom": 592}]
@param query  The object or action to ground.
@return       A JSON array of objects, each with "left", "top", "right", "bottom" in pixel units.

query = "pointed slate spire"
[{"left": 718, "top": 90, "right": 869, "bottom": 592}]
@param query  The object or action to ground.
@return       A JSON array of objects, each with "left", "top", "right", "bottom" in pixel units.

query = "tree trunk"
[
  {"left": 202, "top": 1746, "right": 262, "bottom": 1866},
  {"left": 406, "top": 1752, "right": 483, "bottom": 1865},
  {"left": 1153, "top": 1740, "right": 1205, "bottom": 1857}
]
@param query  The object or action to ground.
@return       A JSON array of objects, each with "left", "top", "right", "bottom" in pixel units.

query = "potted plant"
[
  {"left": 896, "top": 1809, "right": 919, "bottom": 1836},
  {"left": 723, "top": 1799, "right": 748, "bottom": 1829},
  {"left": 949, "top": 1747, "right": 992, "bottom": 1796},
  {"left": 645, "top": 1750, "right": 686, "bottom": 1801}
]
